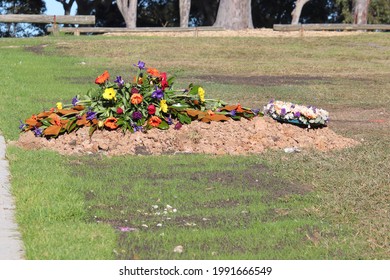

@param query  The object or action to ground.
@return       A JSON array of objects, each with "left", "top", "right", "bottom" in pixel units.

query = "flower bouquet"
[
  {"left": 263, "top": 100, "right": 329, "bottom": 128},
  {"left": 19, "top": 61, "right": 260, "bottom": 138}
]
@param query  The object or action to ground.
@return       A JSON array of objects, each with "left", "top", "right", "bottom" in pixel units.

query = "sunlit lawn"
[{"left": 0, "top": 33, "right": 389, "bottom": 259}]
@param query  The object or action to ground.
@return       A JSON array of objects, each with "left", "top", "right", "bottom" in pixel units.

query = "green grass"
[{"left": 1, "top": 33, "right": 389, "bottom": 259}]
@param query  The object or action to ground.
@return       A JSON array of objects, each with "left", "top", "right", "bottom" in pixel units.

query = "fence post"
[{"left": 52, "top": 15, "right": 59, "bottom": 36}]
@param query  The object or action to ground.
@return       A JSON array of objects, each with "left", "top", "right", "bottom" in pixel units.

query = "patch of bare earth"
[
  {"left": 103, "top": 28, "right": 361, "bottom": 38},
  {"left": 15, "top": 116, "right": 358, "bottom": 156}
]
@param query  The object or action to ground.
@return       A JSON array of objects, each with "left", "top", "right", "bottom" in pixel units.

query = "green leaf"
[
  {"left": 178, "top": 113, "right": 191, "bottom": 124},
  {"left": 158, "top": 120, "right": 169, "bottom": 130},
  {"left": 188, "top": 85, "right": 200, "bottom": 95},
  {"left": 89, "top": 125, "right": 97, "bottom": 137}
]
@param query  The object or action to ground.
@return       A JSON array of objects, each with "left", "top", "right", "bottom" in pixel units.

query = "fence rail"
[
  {"left": 46, "top": 26, "right": 225, "bottom": 35},
  {"left": 273, "top": 24, "right": 390, "bottom": 31},
  {"left": 0, "top": 14, "right": 95, "bottom": 25}
]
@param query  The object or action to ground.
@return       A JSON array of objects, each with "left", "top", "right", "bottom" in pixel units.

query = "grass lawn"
[{"left": 0, "top": 33, "right": 389, "bottom": 259}]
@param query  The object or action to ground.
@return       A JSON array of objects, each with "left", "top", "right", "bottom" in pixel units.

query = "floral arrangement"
[
  {"left": 263, "top": 100, "right": 329, "bottom": 128},
  {"left": 19, "top": 61, "right": 260, "bottom": 138}
]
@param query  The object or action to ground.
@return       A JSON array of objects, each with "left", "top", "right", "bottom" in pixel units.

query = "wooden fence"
[
  {"left": 46, "top": 26, "right": 225, "bottom": 36},
  {"left": 273, "top": 24, "right": 390, "bottom": 31},
  {"left": 0, "top": 14, "right": 95, "bottom": 35}
]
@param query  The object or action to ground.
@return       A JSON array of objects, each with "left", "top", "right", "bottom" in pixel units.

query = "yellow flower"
[
  {"left": 198, "top": 87, "right": 205, "bottom": 103},
  {"left": 103, "top": 88, "right": 116, "bottom": 100},
  {"left": 98, "top": 120, "right": 104, "bottom": 128},
  {"left": 56, "top": 102, "right": 63, "bottom": 110},
  {"left": 160, "top": 99, "right": 168, "bottom": 113}
]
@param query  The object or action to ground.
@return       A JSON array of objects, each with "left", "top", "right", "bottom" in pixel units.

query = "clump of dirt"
[{"left": 15, "top": 116, "right": 359, "bottom": 156}]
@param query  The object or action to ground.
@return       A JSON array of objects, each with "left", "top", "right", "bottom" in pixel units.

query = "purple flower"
[
  {"left": 72, "top": 96, "right": 79, "bottom": 106},
  {"left": 166, "top": 115, "right": 173, "bottom": 125},
  {"left": 76, "top": 114, "right": 82, "bottom": 120},
  {"left": 281, "top": 108, "right": 286, "bottom": 116},
  {"left": 134, "top": 60, "right": 145, "bottom": 70},
  {"left": 33, "top": 126, "right": 42, "bottom": 137},
  {"left": 18, "top": 120, "right": 27, "bottom": 131},
  {"left": 152, "top": 88, "right": 164, "bottom": 100},
  {"left": 86, "top": 109, "right": 97, "bottom": 121},
  {"left": 174, "top": 122, "right": 182, "bottom": 130},
  {"left": 294, "top": 111, "right": 301, "bottom": 118},
  {"left": 114, "top": 76, "right": 125, "bottom": 87},
  {"left": 230, "top": 110, "right": 237, "bottom": 116},
  {"left": 132, "top": 111, "right": 143, "bottom": 121},
  {"left": 132, "top": 124, "right": 143, "bottom": 132},
  {"left": 251, "top": 108, "right": 260, "bottom": 115}
]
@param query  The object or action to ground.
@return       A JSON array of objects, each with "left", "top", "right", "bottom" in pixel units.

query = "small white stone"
[
  {"left": 152, "top": 205, "right": 159, "bottom": 209},
  {"left": 157, "top": 223, "right": 162, "bottom": 227},
  {"left": 142, "top": 224, "right": 148, "bottom": 228},
  {"left": 173, "top": 245, "right": 183, "bottom": 253}
]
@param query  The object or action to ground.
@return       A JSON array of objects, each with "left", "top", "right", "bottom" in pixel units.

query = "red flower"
[
  {"left": 95, "top": 70, "right": 110, "bottom": 84},
  {"left": 147, "top": 104, "right": 156, "bottom": 115},
  {"left": 131, "top": 87, "right": 139, "bottom": 94},
  {"left": 160, "top": 72, "right": 168, "bottom": 90},
  {"left": 116, "top": 107, "right": 124, "bottom": 114}
]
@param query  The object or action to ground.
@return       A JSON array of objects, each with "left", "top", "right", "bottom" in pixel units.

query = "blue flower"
[
  {"left": 18, "top": 120, "right": 27, "bottom": 131},
  {"left": 251, "top": 108, "right": 260, "bottom": 115},
  {"left": 152, "top": 88, "right": 164, "bottom": 100},
  {"left": 230, "top": 110, "right": 237, "bottom": 117},
  {"left": 33, "top": 126, "right": 42, "bottom": 137},
  {"left": 72, "top": 96, "right": 79, "bottom": 106},
  {"left": 114, "top": 76, "right": 125, "bottom": 87},
  {"left": 134, "top": 60, "right": 145, "bottom": 70},
  {"left": 132, "top": 124, "right": 143, "bottom": 132},
  {"left": 86, "top": 109, "right": 97, "bottom": 121}
]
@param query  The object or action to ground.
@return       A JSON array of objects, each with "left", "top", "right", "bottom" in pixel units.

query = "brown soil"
[{"left": 15, "top": 116, "right": 359, "bottom": 157}]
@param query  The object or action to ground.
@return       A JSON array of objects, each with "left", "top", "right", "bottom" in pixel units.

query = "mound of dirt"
[{"left": 15, "top": 116, "right": 358, "bottom": 156}]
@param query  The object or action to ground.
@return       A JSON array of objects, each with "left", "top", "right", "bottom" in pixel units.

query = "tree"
[
  {"left": 213, "top": 0, "right": 253, "bottom": 29},
  {"left": 117, "top": 0, "right": 137, "bottom": 28},
  {"left": 291, "top": 0, "right": 310, "bottom": 24},
  {"left": 55, "top": 0, "right": 75, "bottom": 15},
  {"left": 335, "top": 0, "right": 389, "bottom": 24},
  {"left": 353, "top": 0, "right": 370, "bottom": 24},
  {"left": 190, "top": 0, "right": 219, "bottom": 26},
  {"left": 0, "top": 0, "right": 46, "bottom": 37},
  {"left": 179, "top": 0, "right": 190, "bottom": 27}
]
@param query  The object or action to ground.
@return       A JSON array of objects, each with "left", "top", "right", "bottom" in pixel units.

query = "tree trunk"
[
  {"left": 353, "top": 0, "right": 371, "bottom": 24},
  {"left": 117, "top": 0, "right": 137, "bottom": 28},
  {"left": 179, "top": 0, "right": 191, "bottom": 28},
  {"left": 291, "top": 0, "right": 310, "bottom": 24},
  {"left": 56, "top": 0, "right": 75, "bottom": 15},
  {"left": 213, "top": 0, "right": 253, "bottom": 30}
]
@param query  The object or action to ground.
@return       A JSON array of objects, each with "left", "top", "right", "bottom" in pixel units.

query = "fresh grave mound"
[
  {"left": 17, "top": 60, "right": 357, "bottom": 155},
  {"left": 16, "top": 116, "right": 358, "bottom": 156}
]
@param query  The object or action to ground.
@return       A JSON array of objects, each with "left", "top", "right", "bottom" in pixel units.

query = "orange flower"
[
  {"left": 131, "top": 93, "right": 143, "bottom": 105},
  {"left": 149, "top": 116, "right": 162, "bottom": 127},
  {"left": 104, "top": 117, "right": 118, "bottom": 130},
  {"left": 95, "top": 70, "right": 110, "bottom": 84},
  {"left": 147, "top": 67, "right": 160, "bottom": 76},
  {"left": 207, "top": 110, "right": 215, "bottom": 116},
  {"left": 133, "top": 76, "right": 143, "bottom": 84},
  {"left": 236, "top": 104, "right": 245, "bottom": 113}
]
